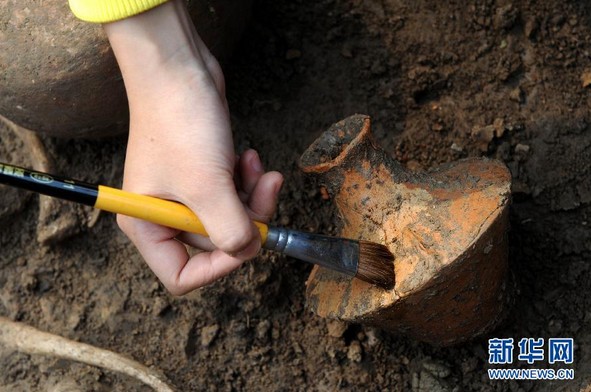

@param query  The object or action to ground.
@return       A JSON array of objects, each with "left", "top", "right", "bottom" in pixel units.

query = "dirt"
[{"left": 1, "top": 0, "right": 591, "bottom": 391}]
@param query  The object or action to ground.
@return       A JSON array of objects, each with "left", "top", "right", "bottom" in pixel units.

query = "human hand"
[{"left": 104, "top": 0, "right": 283, "bottom": 294}]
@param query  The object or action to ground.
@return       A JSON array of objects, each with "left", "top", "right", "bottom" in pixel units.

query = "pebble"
[
  {"left": 400, "top": 355, "right": 410, "bottom": 365},
  {"left": 271, "top": 324, "right": 281, "bottom": 340},
  {"left": 20, "top": 272, "right": 37, "bottom": 292},
  {"left": 201, "top": 324, "right": 220, "bottom": 348},
  {"left": 493, "top": 118, "right": 505, "bottom": 138},
  {"left": 152, "top": 297, "right": 170, "bottom": 316},
  {"left": 472, "top": 125, "right": 496, "bottom": 151},
  {"left": 256, "top": 319, "right": 271, "bottom": 341},
  {"left": 341, "top": 44, "right": 353, "bottom": 58},
  {"left": 149, "top": 281, "right": 161, "bottom": 294},
  {"left": 514, "top": 144, "right": 530, "bottom": 154},
  {"left": 326, "top": 320, "right": 348, "bottom": 338},
  {"left": 423, "top": 359, "right": 451, "bottom": 378},
  {"left": 347, "top": 341, "right": 363, "bottom": 363},
  {"left": 581, "top": 70, "right": 591, "bottom": 88},
  {"left": 365, "top": 328, "right": 380, "bottom": 347},
  {"left": 510, "top": 86, "right": 524, "bottom": 103},
  {"left": 450, "top": 143, "right": 463, "bottom": 152},
  {"left": 356, "top": 331, "right": 366, "bottom": 341},
  {"left": 292, "top": 341, "right": 304, "bottom": 354},
  {"left": 472, "top": 125, "right": 495, "bottom": 143}
]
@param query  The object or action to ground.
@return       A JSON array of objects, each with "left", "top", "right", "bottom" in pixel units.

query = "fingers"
[
  {"left": 118, "top": 215, "right": 255, "bottom": 295},
  {"left": 118, "top": 147, "right": 282, "bottom": 295},
  {"left": 246, "top": 171, "right": 283, "bottom": 222},
  {"left": 239, "top": 149, "right": 264, "bottom": 195},
  {"left": 186, "top": 175, "right": 260, "bottom": 258},
  {"left": 235, "top": 149, "right": 284, "bottom": 222}
]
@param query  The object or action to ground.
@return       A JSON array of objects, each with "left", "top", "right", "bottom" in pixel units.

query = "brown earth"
[{"left": 1, "top": 0, "right": 591, "bottom": 390}]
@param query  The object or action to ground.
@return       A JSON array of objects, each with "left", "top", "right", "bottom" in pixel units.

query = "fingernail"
[{"left": 250, "top": 151, "right": 264, "bottom": 173}]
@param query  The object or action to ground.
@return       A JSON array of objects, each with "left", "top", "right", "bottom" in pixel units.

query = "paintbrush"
[{"left": 0, "top": 162, "right": 395, "bottom": 289}]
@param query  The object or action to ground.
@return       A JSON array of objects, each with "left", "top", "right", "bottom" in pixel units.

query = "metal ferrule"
[{"left": 264, "top": 227, "right": 359, "bottom": 276}]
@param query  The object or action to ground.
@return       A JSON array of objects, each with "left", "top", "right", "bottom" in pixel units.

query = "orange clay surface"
[{"left": 300, "top": 115, "right": 511, "bottom": 345}]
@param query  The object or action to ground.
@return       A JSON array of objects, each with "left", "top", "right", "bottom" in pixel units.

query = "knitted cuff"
[{"left": 69, "top": 0, "right": 170, "bottom": 23}]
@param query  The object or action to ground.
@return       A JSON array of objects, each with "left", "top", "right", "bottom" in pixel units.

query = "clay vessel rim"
[{"left": 299, "top": 114, "right": 371, "bottom": 174}]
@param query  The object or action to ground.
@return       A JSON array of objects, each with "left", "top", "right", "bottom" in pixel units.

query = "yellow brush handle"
[{"left": 95, "top": 185, "right": 269, "bottom": 243}]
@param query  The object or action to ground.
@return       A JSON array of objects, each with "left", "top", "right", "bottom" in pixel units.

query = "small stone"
[
  {"left": 325, "top": 345, "right": 338, "bottom": 359},
  {"left": 327, "top": 320, "right": 348, "bottom": 338},
  {"left": 365, "top": 328, "right": 380, "bottom": 347},
  {"left": 341, "top": 44, "right": 353, "bottom": 58},
  {"left": 568, "top": 17, "right": 578, "bottom": 27},
  {"left": 581, "top": 70, "right": 591, "bottom": 88},
  {"left": 450, "top": 143, "right": 463, "bottom": 152},
  {"left": 21, "top": 272, "right": 37, "bottom": 292},
  {"left": 285, "top": 49, "right": 302, "bottom": 60},
  {"left": 514, "top": 144, "right": 530, "bottom": 154},
  {"left": 472, "top": 125, "right": 495, "bottom": 143},
  {"left": 347, "top": 341, "right": 363, "bottom": 363},
  {"left": 39, "top": 297, "right": 56, "bottom": 322},
  {"left": 423, "top": 359, "right": 451, "bottom": 378},
  {"left": 152, "top": 297, "right": 170, "bottom": 316},
  {"left": 66, "top": 304, "right": 84, "bottom": 331},
  {"left": 149, "top": 281, "right": 161, "bottom": 293},
  {"left": 493, "top": 118, "right": 505, "bottom": 138},
  {"left": 472, "top": 125, "right": 496, "bottom": 151},
  {"left": 201, "top": 324, "right": 220, "bottom": 348},
  {"left": 256, "top": 320, "right": 271, "bottom": 341},
  {"left": 279, "top": 214, "right": 291, "bottom": 226},
  {"left": 400, "top": 355, "right": 410, "bottom": 365},
  {"left": 320, "top": 186, "right": 330, "bottom": 200},
  {"left": 510, "top": 87, "right": 524, "bottom": 103},
  {"left": 271, "top": 323, "right": 281, "bottom": 340},
  {"left": 293, "top": 341, "right": 304, "bottom": 354}
]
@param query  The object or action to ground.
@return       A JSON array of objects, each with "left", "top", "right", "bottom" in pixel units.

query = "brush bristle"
[{"left": 357, "top": 241, "right": 395, "bottom": 289}]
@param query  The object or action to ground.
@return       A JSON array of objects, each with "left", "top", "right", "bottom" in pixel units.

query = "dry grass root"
[{"left": 0, "top": 317, "right": 176, "bottom": 392}]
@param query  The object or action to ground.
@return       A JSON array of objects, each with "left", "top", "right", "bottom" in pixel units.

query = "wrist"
[{"left": 103, "top": 0, "right": 207, "bottom": 93}]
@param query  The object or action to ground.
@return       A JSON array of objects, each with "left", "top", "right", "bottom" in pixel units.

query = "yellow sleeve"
[{"left": 69, "top": 0, "right": 170, "bottom": 23}]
